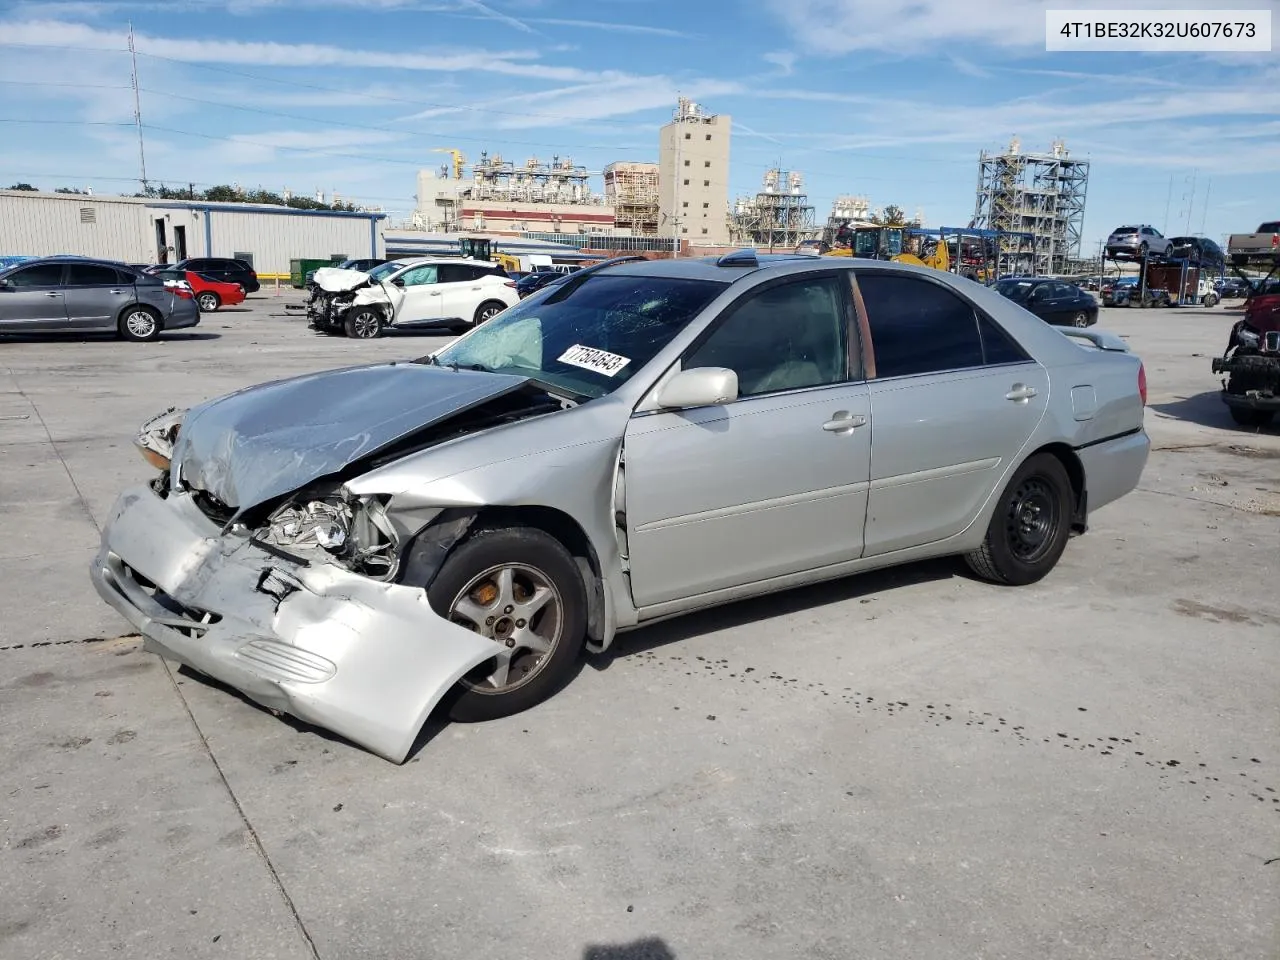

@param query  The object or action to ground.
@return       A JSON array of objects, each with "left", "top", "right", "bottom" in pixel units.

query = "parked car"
[
  {"left": 93, "top": 253, "right": 1150, "bottom": 763},
  {"left": 0, "top": 256, "right": 199, "bottom": 341},
  {"left": 993, "top": 276, "right": 1098, "bottom": 327},
  {"left": 515, "top": 269, "right": 566, "bottom": 299},
  {"left": 1105, "top": 225, "right": 1172, "bottom": 261},
  {"left": 304, "top": 257, "right": 388, "bottom": 290},
  {"left": 174, "top": 257, "right": 260, "bottom": 293},
  {"left": 1168, "top": 235, "right": 1225, "bottom": 270},
  {"left": 151, "top": 268, "right": 246, "bottom": 312},
  {"left": 307, "top": 257, "right": 518, "bottom": 338},
  {"left": 1101, "top": 276, "right": 1139, "bottom": 306},
  {"left": 1216, "top": 277, "right": 1254, "bottom": 299}
]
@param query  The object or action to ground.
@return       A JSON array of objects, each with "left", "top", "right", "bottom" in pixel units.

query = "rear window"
[{"left": 1258, "top": 222, "right": 1280, "bottom": 234}]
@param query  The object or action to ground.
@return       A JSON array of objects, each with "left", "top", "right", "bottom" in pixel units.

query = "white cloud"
[
  {"left": 762, "top": 51, "right": 796, "bottom": 76},
  {"left": 753, "top": 69, "right": 1279, "bottom": 176},
  {"left": 527, "top": 18, "right": 692, "bottom": 38},
  {"left": 0, "top": 19, "right": 618, "bottom": 83}
]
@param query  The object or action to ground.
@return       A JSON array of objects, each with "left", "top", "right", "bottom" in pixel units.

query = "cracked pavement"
[{"left": 1, "top": 295, "right": 1276, "bottom": 960}]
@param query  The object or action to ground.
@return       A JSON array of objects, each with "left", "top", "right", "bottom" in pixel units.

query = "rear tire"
[
  {"left": 118, "top": 306, "right": 161, "bottom": 342},
  {"left": 1228, "top": 406, "right": 1274, "bottom": 428},
  {"left": 965, "top": 453, "right": 1073, "bottom": 586},
  {"left": 344, "top": 307, "right": 383, "bottom": 339},
  {"left": 427, "top": 526, "right": 587, "bottom": 722},
  {"left": 1071, "top": 311, "right": 1088, "bottom": 328},
  {"left": 196, "top": 291, "right": 220, "bottom": 312},
  {"left": 473, "top": 300, "right": 506, "bottom": 326}
]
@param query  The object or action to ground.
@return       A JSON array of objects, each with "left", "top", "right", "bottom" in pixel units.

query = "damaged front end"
[
  {"left": 91, "top": 363, "right": 571, "bottom": 762},
  {"left": 306, "top": 267, "right": 381, "bottom": 334}
]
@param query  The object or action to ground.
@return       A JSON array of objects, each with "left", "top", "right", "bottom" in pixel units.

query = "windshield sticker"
[{"left": 557, "top": 344, "right": 631, "bottom": 377}]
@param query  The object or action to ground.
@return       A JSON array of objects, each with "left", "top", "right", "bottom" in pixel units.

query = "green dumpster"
[{"left": 290, "top": 258, "right": 337, "bottom": 289}]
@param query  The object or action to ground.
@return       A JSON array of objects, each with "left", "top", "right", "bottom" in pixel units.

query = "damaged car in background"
[
  {"left": 92, "top": 253, "right": 1150, "bottom": 763},
  {"left": 306, "top": 257, "right": 518, "bottom": 339}
]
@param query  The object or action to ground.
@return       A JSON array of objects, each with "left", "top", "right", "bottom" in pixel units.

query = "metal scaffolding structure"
[
  {"left": 603, "top": 161, "right": 660, "bottom": 235},
  {"left": 469, "top": 152, "right": 604, "bottom": 205},
  {"left": 730, "top": 169, "right": 819, "bottom": 248},
  {"left": 972, "top": 138, "right": 1089, "bottom": 275}
]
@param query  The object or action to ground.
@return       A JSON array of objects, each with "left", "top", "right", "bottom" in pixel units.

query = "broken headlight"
[
  {"left": 135, "top": 407, "right": 185, "bottom": 471},
  {"left": 261, "top": 495, "right": 398, "bottom": 578}
]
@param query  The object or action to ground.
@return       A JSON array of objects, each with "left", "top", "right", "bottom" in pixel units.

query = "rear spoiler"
[{"left": 1060, "top": 328, "right": 1129, "bottom": 352}]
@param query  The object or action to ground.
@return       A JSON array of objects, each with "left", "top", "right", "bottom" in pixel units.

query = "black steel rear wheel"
[{"left": 965, "top": 453, "right": 1073, "bottom": 586}]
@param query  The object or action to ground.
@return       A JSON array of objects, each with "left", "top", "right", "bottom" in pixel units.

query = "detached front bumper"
[{"left": 90, "top": 484, "right": 496, "bottom": 763}]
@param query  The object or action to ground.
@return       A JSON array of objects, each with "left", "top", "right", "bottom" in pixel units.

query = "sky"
[{"left": 0, "top": 0, "right": 1276, "bottom": 253}]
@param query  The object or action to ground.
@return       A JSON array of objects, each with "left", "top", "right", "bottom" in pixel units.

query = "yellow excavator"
[{"left": 796, "top": 226, "right": 949, "bottom": 270}]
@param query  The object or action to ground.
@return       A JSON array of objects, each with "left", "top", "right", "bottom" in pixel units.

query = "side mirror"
[
  {"left": 391, "top": 277, "right": 405, "bottom": 287},
  {"left": 656, "top": 367, "right": 738, "bottom": 410}
]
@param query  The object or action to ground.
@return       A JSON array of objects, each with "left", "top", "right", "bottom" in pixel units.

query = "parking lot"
[{"left": 3, "top": 291, "right": 1277, "bottom": 960}]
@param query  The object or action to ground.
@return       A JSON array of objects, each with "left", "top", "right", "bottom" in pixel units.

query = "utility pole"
[
  {"left": 128, "top": 22, "right": 148, "bottom": 194},
  {"left": 1162, "top": 175, "right": 1172, "bottom": 234},
  {"left": 672, "top": 100, "right": 683, "bottom": 259},
  {"left": 1184, "top": 170, "right": 1196, "bottom": 235},
  {"left": 1199, "top": 178, "right": 1211, "bottom": 235}
]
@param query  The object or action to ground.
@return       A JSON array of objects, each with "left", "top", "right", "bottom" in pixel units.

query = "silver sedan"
[{"left": 91, "top": 253, "right": 1150, "bottom": 762}]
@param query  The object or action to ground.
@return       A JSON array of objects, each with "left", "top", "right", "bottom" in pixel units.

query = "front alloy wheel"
[
  {"left": 448, "top": 564, "right": 563, "bottom": 694},
  {"left": 426, "top": 525, "right": 587, "bottom": 722},
  {"left": 344, "top": 308, "right": 383, "bottom": 339}
]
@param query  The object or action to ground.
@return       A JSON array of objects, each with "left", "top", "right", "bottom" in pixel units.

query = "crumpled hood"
[
  {"left": 171, "top": 363, "right": 530, "bottom": 514},
  {"left": 312, "top": 267, "right": 376, "bottom": 293}
]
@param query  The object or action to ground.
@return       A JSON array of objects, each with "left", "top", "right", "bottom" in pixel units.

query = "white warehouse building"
[{"left": 0, "top": 190, "right": 387, "bottom": 275}]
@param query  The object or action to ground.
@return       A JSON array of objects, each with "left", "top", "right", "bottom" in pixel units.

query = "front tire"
[
  {"left": 118, "top": 306, "right": 161, "bottom": 342},
  {"left": 344, "top": 307, "right": 383, "bottom": 339},
  {"left": 965, "top": 453, "right": 1073, "bottom": 586},
  {"left": 427, "top": 526, "right": 587, "bottom": 722},
  {"left": 196, "top": 291, "right": 220, "bottom": 312}
]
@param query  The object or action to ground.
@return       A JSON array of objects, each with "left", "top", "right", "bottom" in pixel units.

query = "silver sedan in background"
[
  {"left": 91, "top": 254, "right": 1150, "bottom": 762},
  {"left": 0, "top": 255, "right": 199, "bottom": 340}
]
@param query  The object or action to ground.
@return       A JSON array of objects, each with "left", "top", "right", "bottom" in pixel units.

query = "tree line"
[{"left": 5, "top": 182, "right": 358, "bottom": 212}]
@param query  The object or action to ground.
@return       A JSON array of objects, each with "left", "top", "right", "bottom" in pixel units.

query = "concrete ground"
[{"left": 2, "top": 290, "right": 1276, "bottom": 960}]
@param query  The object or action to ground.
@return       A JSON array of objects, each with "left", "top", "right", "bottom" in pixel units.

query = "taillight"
[
  {"left": 1138, "top": 362, "right": 1147, "bottom": 406},
  {"left": 1272, "top": 235, "right": 1278, "bottom": 248},
  {"left": 173, "top": 286, "right": 194, "bottom": 300}
]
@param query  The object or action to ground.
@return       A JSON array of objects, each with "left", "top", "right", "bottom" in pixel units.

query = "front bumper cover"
[{"left": 90, "top": 484, "right": 496, "bottom": 763}]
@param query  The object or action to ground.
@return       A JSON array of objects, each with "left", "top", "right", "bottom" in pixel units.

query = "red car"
[{"left": 153, "top": 268, "right": 246, "bottom": 312}]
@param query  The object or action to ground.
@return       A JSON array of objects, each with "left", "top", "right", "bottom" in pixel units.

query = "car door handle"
[
  {"left": 1006, "top": 383, "right": 1038, "bottom": 402},
  {"left": 428, "top": 291, "right": 441, "bottom": 296},
  {"left": 822, "top": 412, "right": 867, "bottom": 432},
  {"left": 108, "top": 289, "right": 124, "bottom": 294},
  {"left": 44, "top": 291, "right": 61, "bottom": 297}
]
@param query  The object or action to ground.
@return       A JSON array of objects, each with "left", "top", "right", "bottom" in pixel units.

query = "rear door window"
[
  {"left": 438, "top": 263, "right": 477, "bottom": 284},
  {"left": 65, "top": 264, "right": 123, "bottom": 286},
  {"left": 856, "top": 273, "right": 984, "bottom": 378}
]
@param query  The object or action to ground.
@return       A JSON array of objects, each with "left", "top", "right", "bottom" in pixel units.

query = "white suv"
[{"left": 308, "top": 257, "right": 520, "bottom": 339}]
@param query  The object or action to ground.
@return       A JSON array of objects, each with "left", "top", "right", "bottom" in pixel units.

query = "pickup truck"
[{"left": 1228, "top": 221, "right": 1280, "bottom": 265}]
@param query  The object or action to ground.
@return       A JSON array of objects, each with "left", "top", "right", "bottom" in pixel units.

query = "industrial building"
[
  {"left": 730, "top": 169, "right": 819, "bottom": 249},
  {"left": 658, "top": 98, "right": 732, "bottom": 246},
  {"left": 0, "top": 189, "right": 386, "bottom": 275},
  {"left": 604, "top": 162, "right": 660, "bottom": 236},
  {"left": 972, "top": 138, "right": 1090, "bottom": 275},
  {"left": 412, "top": 151, "right": 615, "bottom": 237}
]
